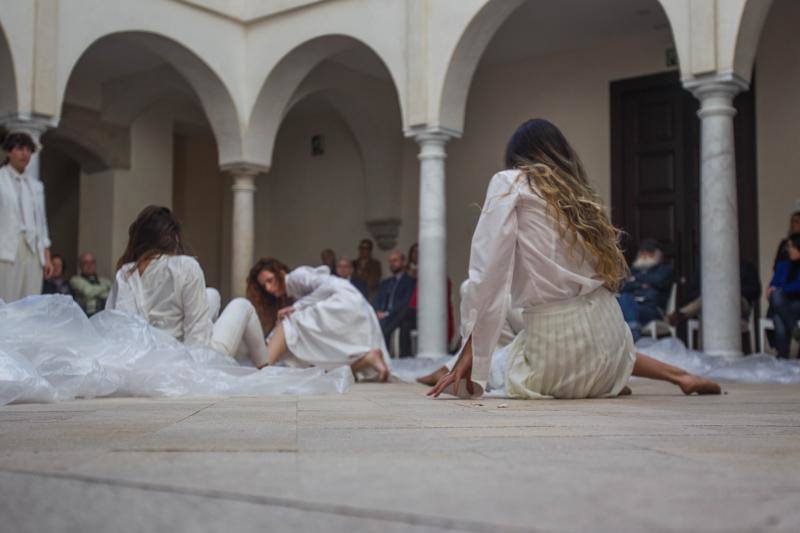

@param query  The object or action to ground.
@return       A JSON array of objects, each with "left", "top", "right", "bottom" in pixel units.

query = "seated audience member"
[
  {"left": 320, "top": 248, "right": 337, "bottom": 275},
  {"left": 353, "top": 238, "right": 382, "bottom": 301},
  {"left": 667, "top": 260, "right": 761, "bottom": 328},
  {"left": 70, "top": 252, "right": 112, "bottom": 317},
  {"left": 617, "top": 238, "right": 673, "bottom": 341},
  {"left": 772, "top": 209, "right": 800, "bottom": 269},
  {"left": 767, "top": 233, "right": 800, "bottom": 358},
  {"left": 336, "top": 256, "right": 368, "bottom": 298},
  {"left": 406, "top": 242, "right": 418, "bottom": 279},
  {"left": 373, "top": 250, "right": 416, "bottom": 356},
  {"left": 42, "top": 254, "right": 73, "bottom": 296}
]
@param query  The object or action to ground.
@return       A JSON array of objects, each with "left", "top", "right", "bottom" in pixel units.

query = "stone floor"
[{"left": 1, "top": 380, "right": 799, "bottom": 532}]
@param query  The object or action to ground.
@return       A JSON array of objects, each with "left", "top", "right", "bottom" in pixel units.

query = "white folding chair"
[
  {"left": 688, "top": 306, "right": 756, "bottom": 353},
  {"left": 644, "top": 283, "right": 677, "bottom": 339}
]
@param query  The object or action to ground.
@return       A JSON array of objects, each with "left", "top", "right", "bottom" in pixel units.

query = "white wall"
[{"left": 755, "top": 0, "right": 800, "bottom": 307}]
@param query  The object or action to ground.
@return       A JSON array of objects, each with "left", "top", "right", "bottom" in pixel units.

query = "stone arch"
[
  {"left": 244, "top": 34, "right": 404, "bottom": 169},
  {"left": 436, "top": 0, "right": 679, "bottom": 134},
  {"left": 732, "top": 0, "right": 775, "bottom": 81},
  {"left": 58, "top": 31, "right": 242, "bottom": 166},
  {"left": 0, "top": 21, "right": 18, "bottom": 118}
]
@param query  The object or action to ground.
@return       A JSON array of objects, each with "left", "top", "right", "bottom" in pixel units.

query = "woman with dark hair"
[
  {"left": 246, "top": 257, "right": 293, "bottom": 335},
  {"left": 106, "top": 205, "right": 269, "bottom": 367},
  {"left": 0, "top": 131, "right": 54, "bottom": 302},
  {"left": 249, "top": 260, "right": 390, "bottom": 381},
  {"left": 429, "top": 119, "right": 720, "bottom": 399}
]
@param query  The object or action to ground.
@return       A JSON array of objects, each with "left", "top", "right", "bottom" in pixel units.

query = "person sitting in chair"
[{"left": 617, "top": 238, "right": 673, "bottom": 341}]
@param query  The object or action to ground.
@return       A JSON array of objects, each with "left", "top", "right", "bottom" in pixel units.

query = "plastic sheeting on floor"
[
  {"left": 0, "top": 295, "right": 354, "bottom": 406},
  {"left": 636, "top": 337, "right": 800, "bottom": 384}
]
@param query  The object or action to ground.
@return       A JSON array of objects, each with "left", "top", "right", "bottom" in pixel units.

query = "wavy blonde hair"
[{"left": 505, "top": 119, "right": 628, "bottom": 290}]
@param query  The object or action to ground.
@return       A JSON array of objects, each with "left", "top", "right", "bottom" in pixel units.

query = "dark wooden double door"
[{"left": 611, "top": 71, "right": 758, "bottom": 308}]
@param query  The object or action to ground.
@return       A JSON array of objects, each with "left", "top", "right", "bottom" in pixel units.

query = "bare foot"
[
  {"left": 677, "top": 374, "right": 721, "bottom": 395},
  {"left": 352, "top": 349, "right": 389, "bottom": 382},
  {"left": 417, "top": 366, "right": 447, "bottom": 386},
  {"left": 617, "top": 385, "right": 632, "bottom": 396}
]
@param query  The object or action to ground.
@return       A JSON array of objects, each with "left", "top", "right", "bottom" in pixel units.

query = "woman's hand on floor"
[{"left": 427, "top": 349, "right": 474, "bottom": 398}]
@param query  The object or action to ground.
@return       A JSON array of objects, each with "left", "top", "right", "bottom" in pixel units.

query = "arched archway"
[
  {"left": 0, "top": 22, "right": 18, "bottom": 118},
  {"left": 245, "top": 34, "right": 405, "bottom": 170}
]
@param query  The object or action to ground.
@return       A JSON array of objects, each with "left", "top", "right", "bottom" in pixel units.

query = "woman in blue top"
[{"left": 767, "top": 233, "right": 800, "bottom": 357}]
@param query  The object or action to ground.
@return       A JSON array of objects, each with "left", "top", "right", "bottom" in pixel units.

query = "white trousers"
[
  {"left": 0, "top": 237, "right": 42, "bottom": 303},
  {"left": 205, "top": 288, "right": 268, "bottom": 368}
]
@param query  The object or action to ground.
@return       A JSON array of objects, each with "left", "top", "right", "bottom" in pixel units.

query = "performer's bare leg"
[
  {"left": 265, "top": 322, "right": 288, "bottom": 367},
  {"left": 632, "top": 353, "right": 721, "bottom": 395},
  {"left": 417, "top": 366, "right": 447, "bottom": 386},
  {"left": 351, "top": 349, "right": 389, "bottom": 382}
]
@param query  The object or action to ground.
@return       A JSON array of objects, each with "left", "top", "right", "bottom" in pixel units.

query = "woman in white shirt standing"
[
  {"left": 106, "top": 205, "right": 269, "bottom": 368},
  {"left": 430, "top": 119, "right": 720, "bottom": 399}
]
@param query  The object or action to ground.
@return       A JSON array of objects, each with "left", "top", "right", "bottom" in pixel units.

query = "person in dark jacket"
[
  {"left": 41, "top": 254, "right": 72, "bottom": 296},
  {"left": 617, "top": 238, "right": 673, "bottom": 341},
  {"left": 772, "top": 211, "right": 800, "bottom": 269},
  {"left": 767, "top": 233, "right": 800, "bottom": 358},
  {"left": 335, "top": 257, "right": 368, "bottom": 299},
  {"left": 373, "top": 250, "right": 416, "bottom": 356}
]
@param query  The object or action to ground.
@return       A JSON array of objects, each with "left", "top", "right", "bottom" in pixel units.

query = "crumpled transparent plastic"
[
  {"left": 636, "top": 337, "right": 800, "bottom": 384},
  {"left": 0, "top": 295, "right": 354, "bottom": 406}
]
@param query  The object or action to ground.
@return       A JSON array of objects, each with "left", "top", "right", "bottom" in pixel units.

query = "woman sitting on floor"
[
  {"left": 248, "top": 259, "right": 390, "bottom": 380},
  {"left": 106, "top": 205, "right": 269, "bottom": 368},
  {"left": 429, "top": 119, "right": 720, "bottom": 399}
]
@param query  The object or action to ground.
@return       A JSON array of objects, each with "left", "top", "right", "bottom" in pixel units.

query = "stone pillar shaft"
[
  {"left": 414, "top": 130, "right": 451, "bottom": 359},
  {"left": 227, "top": 167, "right": 260, "bottom": 298},
  {"left": 687, "top": 75, "right": 748, "bottom": 357}
]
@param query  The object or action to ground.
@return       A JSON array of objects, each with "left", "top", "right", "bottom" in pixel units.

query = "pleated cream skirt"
[{"left": 504, "top": 288, "right": 636, "bottom": 399}]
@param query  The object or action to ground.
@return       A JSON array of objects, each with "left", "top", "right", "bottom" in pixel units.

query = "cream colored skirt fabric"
[{"left": 502, "top": 288, "right": 636, "bottom": 399}]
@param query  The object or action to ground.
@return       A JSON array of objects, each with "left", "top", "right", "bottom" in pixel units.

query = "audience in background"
[
  {"left": 373, "top": 250, "right": 416, "bottom": 357},
  {"left": 42, "top": 254, "right": 73, "bottom": 296},
  {"left": 767, "top": 233, "right": 800, "bottom": 358},
  {"left": 353, "top": 238, "right": 382, "bottom": 301},
  {"left": 320, "top": 248, "right": 337, "bottom": 275},
  {"left": 406, "top": 242, "right": 418, "bottom": 279},
  {"left": 773, "top": 210, "right": 800, "bottom": 269},
  {"left": 617, "top": 238, "right": 673, "bottom": 341},
  {"left": 336, "top": 256, "right": 368, "bottom": 298},
  {"left": 70, "top": 252, "right": 112, "bottom": 317}
]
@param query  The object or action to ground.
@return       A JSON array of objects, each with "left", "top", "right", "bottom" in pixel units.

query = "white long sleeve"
[{"left": 458, "top": 170, "right": 604, "bottom": 379}]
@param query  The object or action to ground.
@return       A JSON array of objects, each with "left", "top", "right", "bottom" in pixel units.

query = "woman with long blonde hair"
[{"left": 429, "top": 119, "right": 719, "bottom": 398}]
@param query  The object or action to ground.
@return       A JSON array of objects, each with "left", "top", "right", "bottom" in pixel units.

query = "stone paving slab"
[{"left": 1, "top": 381, "right": 799, "bottom": 532}]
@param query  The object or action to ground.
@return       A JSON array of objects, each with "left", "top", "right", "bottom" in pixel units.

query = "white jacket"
[{"left": 0, "top": 164, "right": 51, "bottom": 265}]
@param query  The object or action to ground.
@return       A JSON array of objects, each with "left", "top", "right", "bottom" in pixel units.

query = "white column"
[
  {"left": 3, "top": 116, "right": 54, "bottom": 181},
  {"left": 413, "top": 128, "right": 453, "bottom": 359},
  {"left": 686, "top": 74, "right": 748, "bottom": 357},
  {"left": 225, "top": 164, "right": 262, "bottom": 298}
]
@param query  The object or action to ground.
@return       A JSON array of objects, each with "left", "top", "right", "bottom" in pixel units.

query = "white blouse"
[
  {"left": 460, "top": 169, "right": 603, "bottom": 377},
  {"left": 106, "top": 255, "right": 213, "bottom": 347}
]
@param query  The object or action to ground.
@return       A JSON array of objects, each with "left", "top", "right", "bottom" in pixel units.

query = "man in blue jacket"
[
  {"left": 618, "top": 238, "right": 674, "bottom": 341},
  {"left": 767, "top": 233, "right": 800, "bottom": 358},
  {"left": 373, "top": 250, "right": 416, "bottom": 356}
]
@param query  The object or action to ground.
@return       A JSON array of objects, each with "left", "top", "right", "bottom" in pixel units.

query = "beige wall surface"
[
  {"left": 172, "top": 131, "right": 225, "bottom": 291},
  {"left": 41, "top": 146, "right": 81, "bottom": 275},
  {"left": 755, "top": 0, "right": 800, "bottom": 308},
  {"left": 255, "top": 99, "right": 381, "bottom": 272}
]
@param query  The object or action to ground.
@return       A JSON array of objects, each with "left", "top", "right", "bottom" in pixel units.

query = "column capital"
[
  {"left": 683, "top": 72, "right": 749, "bottom": 100},
  {"left": 405, "top": 125, "right": 461, "bottom": 143},
  {"left": 220, "top": 161, "right": 269, "bottom": 178},
  {"left": 1, "top": 113, "right": 59, "bottom": 146}
]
